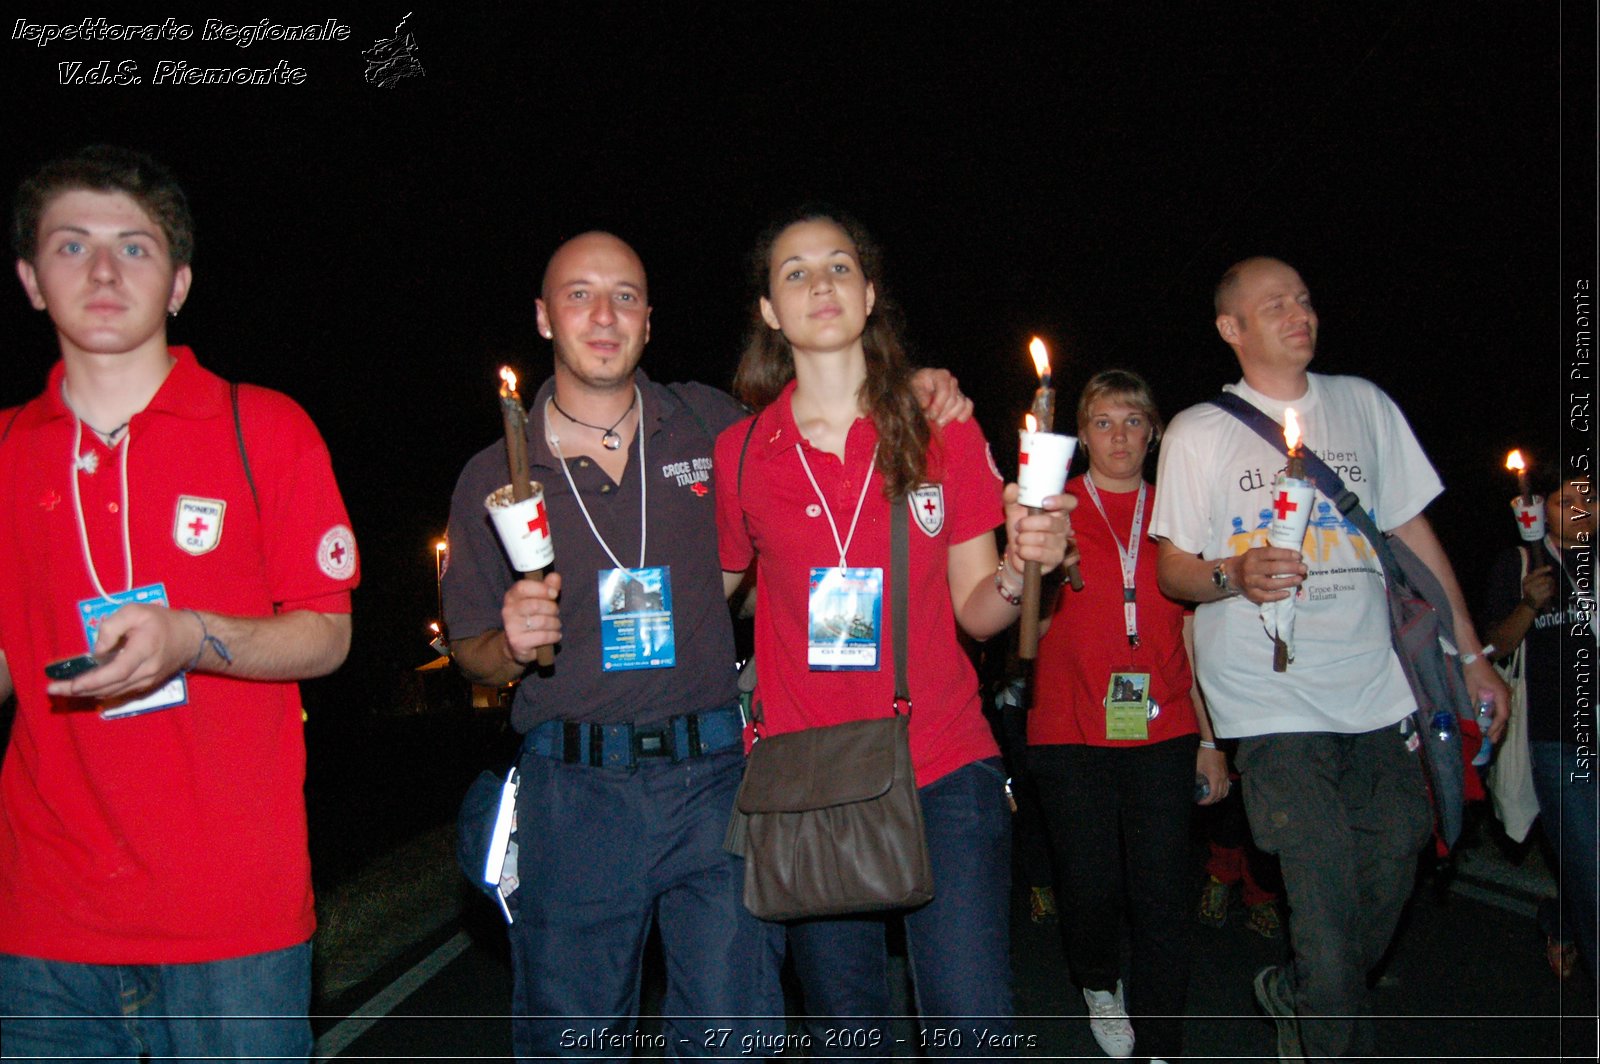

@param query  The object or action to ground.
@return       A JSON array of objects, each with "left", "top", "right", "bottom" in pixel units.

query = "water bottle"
[
  {"left": 1430, "top": 710, "right": 1456, "bottom": 742},
  {"left": 1470, "top": 692, "right": 1496, "bottom": 766},
  {"left": 1194, "top": 775, "right": 1211, "bottom": 802}
]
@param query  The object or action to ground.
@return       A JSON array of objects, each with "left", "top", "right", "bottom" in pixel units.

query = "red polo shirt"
[
  {"left": 0, "top": 347, "right": 358, "bottom": 963},
  {"left": 1028, "top": 475, "right": 1198, "bottom": 747},
  {"left": 715, "top": 382, "right": 1003, "bottom": 787}
]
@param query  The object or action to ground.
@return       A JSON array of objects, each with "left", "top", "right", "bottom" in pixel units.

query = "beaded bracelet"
[{"left": 994, "top": 564, "right": 1024, "bottom": 606}]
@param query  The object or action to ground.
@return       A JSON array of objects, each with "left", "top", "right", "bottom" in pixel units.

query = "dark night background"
[{"left": 3, "top": 2, "right": 1592, "bottom": 729}]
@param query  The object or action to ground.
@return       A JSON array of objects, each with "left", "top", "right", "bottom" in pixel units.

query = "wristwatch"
[{"left": 1212, "top": 560, "right": 1238, "bottom": 597}]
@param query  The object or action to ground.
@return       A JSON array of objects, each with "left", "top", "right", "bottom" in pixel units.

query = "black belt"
[{"left": 524, "top": 704, "right": 743, "bottom": 771}]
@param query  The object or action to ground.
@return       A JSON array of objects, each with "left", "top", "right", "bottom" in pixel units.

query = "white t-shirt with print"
[{"left": 1149, "top": 373, "right": 1443, "bottom": 738}]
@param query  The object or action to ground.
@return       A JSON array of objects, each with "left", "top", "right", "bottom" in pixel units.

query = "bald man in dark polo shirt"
[{"left": 442, "top": 232, "right": 966, "bottom": 1061}]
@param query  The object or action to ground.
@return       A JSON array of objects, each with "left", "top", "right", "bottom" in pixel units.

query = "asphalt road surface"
[{"left": 313, "top": 842, "right": 1598, "bottom": 1061}]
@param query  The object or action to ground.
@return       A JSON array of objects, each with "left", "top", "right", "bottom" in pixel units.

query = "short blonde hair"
[{"left": 1076, "top": 369, "right": 1163, "bottom": 444}]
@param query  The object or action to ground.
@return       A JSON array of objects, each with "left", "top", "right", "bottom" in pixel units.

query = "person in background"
[
  {"left": 1028, "top": 369, "right": 1226, "bottom": 1063},
  {"left": 715, "top": 206, "right": 1072, "bottom": 1057},
  {"left": 1196, "top": 768, "right": 1284, "bottom": 941},
  {"left": 1483, "top": 473, "right": 1596, "bottom": 980}
]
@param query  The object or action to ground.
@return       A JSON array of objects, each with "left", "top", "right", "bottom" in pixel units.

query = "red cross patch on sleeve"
[{"left": 318, "top": 524, "right": 358, "bottom": 580}]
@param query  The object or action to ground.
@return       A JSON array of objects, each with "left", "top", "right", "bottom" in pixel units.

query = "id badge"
[
  {"left": 808, "top": 567, "right": 883, "bottom": 671},
  {"left": 598, "top": 566, "right": 676, "bottom": 671},
  {"left": 1104, "top": 670, "right": 1151, "bottom": 741},
  {"left": 77, "top": 583, "right": 188, "bottom": 720}
]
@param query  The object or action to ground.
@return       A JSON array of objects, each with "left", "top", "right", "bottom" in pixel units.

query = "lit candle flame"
[
  {"left": 434, "top": 539, "right": 447, "bottom": 554},
  {"left": 428, "top": 621, "right": 440, "bottom": 634},
  {"left": 1284, "top": 407, "right": 1302, "bottom": 454},
  {"left": 1505, "top": 449, "right": 1526, "bottom": 473},
  {"left": 1028, "top": 337, "right": 1051, "bottom": 381},
  {"left": 499, "top": 366, "right": 519, "bottom": 396},
  {"left": 1024, "top": 413, "right": 1038, "bottom": 433}
]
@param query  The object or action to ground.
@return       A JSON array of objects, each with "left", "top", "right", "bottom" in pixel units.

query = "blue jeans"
[
  {"left": 508, "top": 747, "right": 784, "bottom": 1062},
  {"left": 0, "top": 941, "right": 312, "bottom": 1063},
  {"left": 786, "top": 757, "right": 1014, "bottom": 1061},
  {"left": 1236, "top": 726, "right": 1432, "bottom": 1060},
  {"left": 1530, "top": 740, "right": 1598, "bottom": 978}
]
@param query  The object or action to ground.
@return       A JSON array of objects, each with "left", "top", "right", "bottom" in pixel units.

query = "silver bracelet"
[{"left": 994, "top": 564, "right": 1024, "bottom": 606}]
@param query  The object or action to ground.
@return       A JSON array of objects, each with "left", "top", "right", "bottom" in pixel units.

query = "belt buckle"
[{"left": 632, "top": 724, "right": 675, "bottom": 761}]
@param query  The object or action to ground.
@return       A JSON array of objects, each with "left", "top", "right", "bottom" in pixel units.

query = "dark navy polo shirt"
[{"left": 443, "top": 370, "right": 745, "bottom": 729}]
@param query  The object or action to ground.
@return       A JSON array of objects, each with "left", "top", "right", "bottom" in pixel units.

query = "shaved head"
[
  {"left": 541, "top": 231, "right": 647, "bottom": 304},
  {"left": 1214, "top": 256, "right": 1295, "bottom": 318}
]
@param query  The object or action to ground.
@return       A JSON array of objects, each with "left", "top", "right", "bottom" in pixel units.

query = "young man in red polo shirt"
[{"left": 0, "top": 145, "right": 359, "bottom": 1061}]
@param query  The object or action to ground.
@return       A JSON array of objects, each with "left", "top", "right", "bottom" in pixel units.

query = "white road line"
[
  {"left": 1449, "top": 879, "right": 1540, "bottom": 919},
  {"left": 314, "top": 930, "right": 472, "bottom": 1060}
]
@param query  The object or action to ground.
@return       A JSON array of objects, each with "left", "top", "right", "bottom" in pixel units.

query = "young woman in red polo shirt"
[
  {"left": 1027, "top": 370, "right": 1227, "bottom": 1063},
  {"left": 714, "top": 207, "right": 1072, "bottom": 1055}
]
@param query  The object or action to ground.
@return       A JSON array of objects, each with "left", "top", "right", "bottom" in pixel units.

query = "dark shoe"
[
  {"left": 1253, "top": 964, "right": 1303, "bottom": 1062},
  {"left": 1029, "top": 885, "right": 1058, "bottom": 924},
  {"left": 1547, "top": 935, "right": 1578, "bottom": 980},
  {"left": 1245, "top": 899, "right": 1282, "bottom": 939},
  {"left": 1197, "top": 875, "right": 1229, "bottom": 927}
]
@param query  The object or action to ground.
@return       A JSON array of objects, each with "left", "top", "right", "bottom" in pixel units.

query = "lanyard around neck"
[
  {"left": 796, "top": 442, "right": 877, "bottom": 570},
  {"left": 1083, "top": 477, "right": 1147, "bottom": 647},
  {"left": 1544, "top": 536, "right": 1598, "bottom": 646},
  {"left": 545, "top": 389, "right": 647, "bottom": 571},
  {"left": 70, "top": 417, "right": 134, "bottom": 600}
]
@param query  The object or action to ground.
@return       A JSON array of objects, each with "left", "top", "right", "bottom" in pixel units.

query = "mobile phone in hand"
[{"left": 44, "top": 653, "right": 110, "bottom": 680}]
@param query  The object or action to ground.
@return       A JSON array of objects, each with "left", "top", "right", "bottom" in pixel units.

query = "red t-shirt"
[
  {"left": 715, "top": 382, "right": 1002, "bottom": 787},
  {"left": 1028, "top": 475, "right": 1198, "bottom": 747},
  {"left": 0, "top": 348, "right": 358, "bottom": 963}
]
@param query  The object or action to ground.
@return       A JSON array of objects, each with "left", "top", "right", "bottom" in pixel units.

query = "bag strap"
[
  {"left": 0, "top": 406, "right": 21, "bottom": 448},
  {"left": 891, "top": 486, "right": 910, "bottom": 711},
  {"left": 666, "top": 381, "right": 716, "bottom": 442},
  {"left": 737, "top": 410, "right": 911, "bottom": 720},
  {"left": 1209, "top": 391, "right": 1409, "bottom": 589},
  {"left": 230, "top": 381, "right": 260, "bottom": 517}
]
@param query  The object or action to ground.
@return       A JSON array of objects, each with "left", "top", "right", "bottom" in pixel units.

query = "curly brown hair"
[{"left": 732, "top": 206, "right": 932, "bottom": 499}]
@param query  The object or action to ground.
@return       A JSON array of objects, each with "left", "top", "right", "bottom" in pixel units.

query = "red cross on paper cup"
[
  {"left": 1267, "top": 480, "right": 1316, "bottom": 550},
  {"left": 1510, "top": 495, "right": 1545, "bottom": 542},
  {"left": 485, "top": 482, "right": 556, "bottom": 571}
]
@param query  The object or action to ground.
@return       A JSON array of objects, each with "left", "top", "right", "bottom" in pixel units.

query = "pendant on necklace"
[{"left": 602, "top": 431, "right": 622, "bottom": 451}]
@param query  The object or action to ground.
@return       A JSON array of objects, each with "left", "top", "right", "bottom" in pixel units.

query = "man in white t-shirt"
[{"left": 1149, "top": 257, "right": 1509, "bottom": 1060}]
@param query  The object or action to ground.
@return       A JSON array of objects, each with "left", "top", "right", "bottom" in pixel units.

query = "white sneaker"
[{"left": 1082, "top": 980, "right": 1135, "bottom": 1058}]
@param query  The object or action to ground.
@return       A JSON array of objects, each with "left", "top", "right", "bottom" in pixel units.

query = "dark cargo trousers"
[{"left": 1236, "top": 723, "right": 1433, "bottom": 1060}]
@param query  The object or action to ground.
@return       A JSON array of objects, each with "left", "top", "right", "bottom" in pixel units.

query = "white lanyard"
[
  {"left": 1083, "top": 478, "right": 1147, "bottom": 647},
  {"left": 796, "top": 442, "right": 877, "bottom": 570},
  {"left": 1545, "top": 536, "right": 1599, "bottom": 647},
  {"left": 69, "top": 417, "right": 134, "bottom": 601},
  {"left": 545, "top": 389, "right": 647, "bottom": 572}
]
